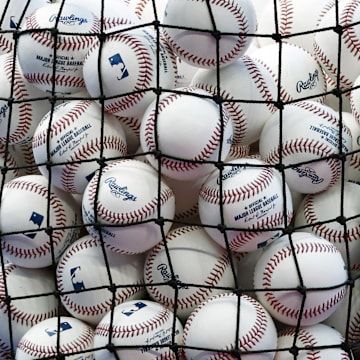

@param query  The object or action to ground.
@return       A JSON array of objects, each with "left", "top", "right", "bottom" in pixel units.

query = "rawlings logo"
[
  {"left": 296, "top": 70, "right": 319, "bottom": 93},
  {"left": 104, "top": 177, "right": 137, "bottom": 201},
  {"left": 0, "top": 104, "right": 8, "bottom": 119},
  {"left": 49, "top": 13, "right": 89, "bottom": 26},
  {"left": 217, "top": 165, "right": 244, "bottom": 184},
  {"left": 157, "top": 263, "right": 189, "bottom": 289},
  {"left": 292, "top": 166, "right": 324, "bottom": 184}
]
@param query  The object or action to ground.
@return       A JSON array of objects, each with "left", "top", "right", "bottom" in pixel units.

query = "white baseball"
[
  {"left": 56, "top": 234, "right": 146, "bottom": 326},
  {"left": 82, "top": 159, "right": 175, "bottom": 254},
  {"left": 93, "top": 299, "right": 184, "bottom": 360},
  {"left": 9, "top": 142, "right": 40, "bottom": 176},
  {"left": 249, "top": 43, "right": 327, "bottom": 103},
  {"left": 314, "top": 0, "right": 360, "bottom": 91},
  {"left": 0, "top": 174, "right": 81, "bottom": 268},
  {"left": 0, "top": 53, "right": 51, "bottom": 144},
  {"left": 350, "top": 72, "right": 360, "bottom": 124},
  {"left": 342, "top": 111, "right": 360, "bottom": 184},
  {"left": 0, "top": 141, "right": 21, "bottom": 183},
  {"left": 17, "top": 2, "right": 100, "bottom": 94},
  {"left": 259, "top": 100, "right": 352, "bottom": 194},
  {"left": 62, "top": 0, "right": 139, "bottom": 30},
  {"left": 183, "top": 292, "right": 278, "bottom": 359},
  {"left": 275, "top": 323, "right": 353, "bottom": 359},
  {"left": 162, "top": 0, "right": 257, "bottom": 69},
  {"left": 256, "top": 0, "right": 335, "bottom": 55},
  {"left": 32, "top": 99, "right": 128, "bottom": 194},
  {"left": 0, "top": 0, "right": 50, "bottom": 55},
  {"left": 253, "top": 232, "right": 348, "bottom": 326},
  {"left": 324, "top": 277, "right": 360, "bottom": 353},
  {"left": 139, "top": 86, "right": 233, "bottom": 181},
  {"left": 198, "top": 157, "right": 294, "bottom": 252},
  {"left": 294, "top": 181, "right": 360, "bottom": 272},
  {"left": 144, "top": 225, "right": 236, "bottom": 321},
  {"left": 16, "top": 316, "right": 94, "bottom": 360},
  {"left": 115, "top": 115, "right": 142, "bottom": 155},
  {"left": 190, "top": 55, "right": 278, "bottom": 146},
  {"left": 82, "top": 26, "right": 177, "bottom": 118},
  {"left": 0, "top": 264, "right": 58, "bottom": 360},
  {"left": 126, "top": 0, "right": 168, "bottom": 23}
]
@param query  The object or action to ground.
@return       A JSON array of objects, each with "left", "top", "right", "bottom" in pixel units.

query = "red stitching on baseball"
[
  {"left": 0, "top": 265, "right": 57, "bottom": 326},
  {"left": 279, "top": 0, "right": 294, "bottom": 37},
  {"left": 261, "top": 241, "right": 347, "bottom": 321},
  {"left": 143, "top": 90, "right": 231, "bottom": 172},
  {"left": 57, "top": 237, "right": 144, "bottom": 318},
  {"left": 1, "top": 179, "right": 70, "bottom": 259},
  {"left": 301, "top": 194, "right": 360, "bottom": 244},
  {"left": 84, "top": 31, "right": 157, "bottom": 115},
  {"left": 199, "top": 167, "right": 274, "bottom": 204},
  {"left": 183, "top": 293, "right": 271, "bottom": 354},
  {"left": 145, "top": 226, "right": 231, "bottom": 308},
  {"left": 59, "top": 135, "right": 127, "bottom": 193},
  {"left": 17, "top": 326, "right": 94, "bottom": 357},
  {"left": 163, "top": 0, "right": 250, "bottom": 68},
  {"left": 95, "top": 307, "right": 170, "bottom": 338}
]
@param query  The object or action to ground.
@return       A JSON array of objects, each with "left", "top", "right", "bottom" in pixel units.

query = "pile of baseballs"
[{"left": 0, "top": 0, "right": 358, "bottom": 359}]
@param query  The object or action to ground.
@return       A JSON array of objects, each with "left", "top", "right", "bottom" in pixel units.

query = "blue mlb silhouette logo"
[{"left": 108, "top": 53, "right": 129, "bottom": 80}]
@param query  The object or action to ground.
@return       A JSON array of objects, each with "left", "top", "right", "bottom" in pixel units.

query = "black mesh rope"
[{"left": 0, "top": 0, "right": 358, "bottom": 359}]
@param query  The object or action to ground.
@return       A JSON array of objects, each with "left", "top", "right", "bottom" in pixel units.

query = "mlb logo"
[
  {"left": 45, "top": 321, "right": 72, "bottom": 337},
  {"left": 108, "top": 53, "right": 129, "bottom": 80}
]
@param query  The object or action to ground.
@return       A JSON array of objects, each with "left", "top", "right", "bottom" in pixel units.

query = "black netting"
[{"left": 0, "top": 0, "right": 358, "bottom": 359}]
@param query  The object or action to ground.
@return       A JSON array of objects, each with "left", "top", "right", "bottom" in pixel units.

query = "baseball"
[
  {"left": 93, "top": 299, "right": 184, "bottom": 360},
  {"left": 314, "top": 0, "right": 360, "bottom": 92},
  {"left": 198, "top": 157, "right": 294, "bottom": 252},
  {"left": 259, "top": 100, "right": 352, "bottom": 194},
  {"left": 183, "top": 292, "right": 278, "bottom": 359},
  {"left": 0, "top": 174, "right": 81, "bottom": 268},
  {"left": 324, "top": 276, "right": 360, "bottom": 354},
  {"left": 82, "top": 26, "right": 177, "bottom": 118},
  {"left": 162, "top": 0, "right": 257, "bottom": 69},
  {"left": 139, "top": 86, "right": 233, "bottom": 181},
  {"left": 350, "top": 72, "right": 360, "bottom": 124},
  {"left": 0, "top": 264, "right": 58, "bottom": 360},
  {"left": 126, "top": 0, "right": 168, "bottom": 23},
  {"left": 82, "top": 159, "right": 175, "bottom": 254},
  {"left": 144, "top": 225, "right": 236, "bottom": 321},
  {"left": 32, "top": 99, "right": 128, "bottom": 194},
  {"left": 0, "top": 0, "right": 50, "bottom": 55},
  {"left": 249, "top": 43, "right": 327, "bottom": 103},
  {"left": 16, "top": 316, "right": 94, "bottom": 360},
  {"left": 256, "top": 0, "right": 335, "bottom": 55},
  {"left": 190, "top": 55, "right": 278, "bottom": 146},
  {"left": 294, "top": 181, "right": 360, "bottom": 272},
  {"left": 275, "top": 323, "right": 353, "bottom": 359},
  {"left": 17, "top": 2, "right": 100, "bottom": 94},
  {"left": 253, "top": 232, "right": 348, "bottom": 326},
  {"left": 61, "top": 0, "right": 139, "bottom": 30},
  {"left": 56, "top": 234, "right": 146, "bottom": 326},
  {"left": 9, "top": 142, "right": 40, "bottom": 176},
  {"left": 0, "top": 141, "right": 21, "bottom": 183},
  {"left": 0, "top": 53, "right": 51, "bottom": 145},
  {"left": 341, "top": 111, "right": 360, "bottom": 184}
]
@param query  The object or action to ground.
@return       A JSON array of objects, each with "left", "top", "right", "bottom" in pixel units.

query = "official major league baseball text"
[{"left": 32, "top": 99, "right": 128, "bottom": 194}]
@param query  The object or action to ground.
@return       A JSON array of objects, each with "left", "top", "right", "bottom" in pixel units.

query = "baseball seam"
[
  {"left": 17, "top": 327, "right": 94, "bottom": 357},
  {"left": 143, "top": 90, "right": 231, "bottom": 172},
  {"left": 261, "top": 241, "right": 347, "bottom": 321},
  {"left": 144, "top": 226, "right": 231, "bottom": 309},
  {"left": 163, "top": 0, "right": 250, "bottom": 68},
  {"left": 95, "top": 307, "right": 170, "bottom": 338},
  {"left": 0, "top": 264, "right": 57, "bottom": 326},
  {"left": 1, "top": 180, "right": 69, "bottom": 259}
]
